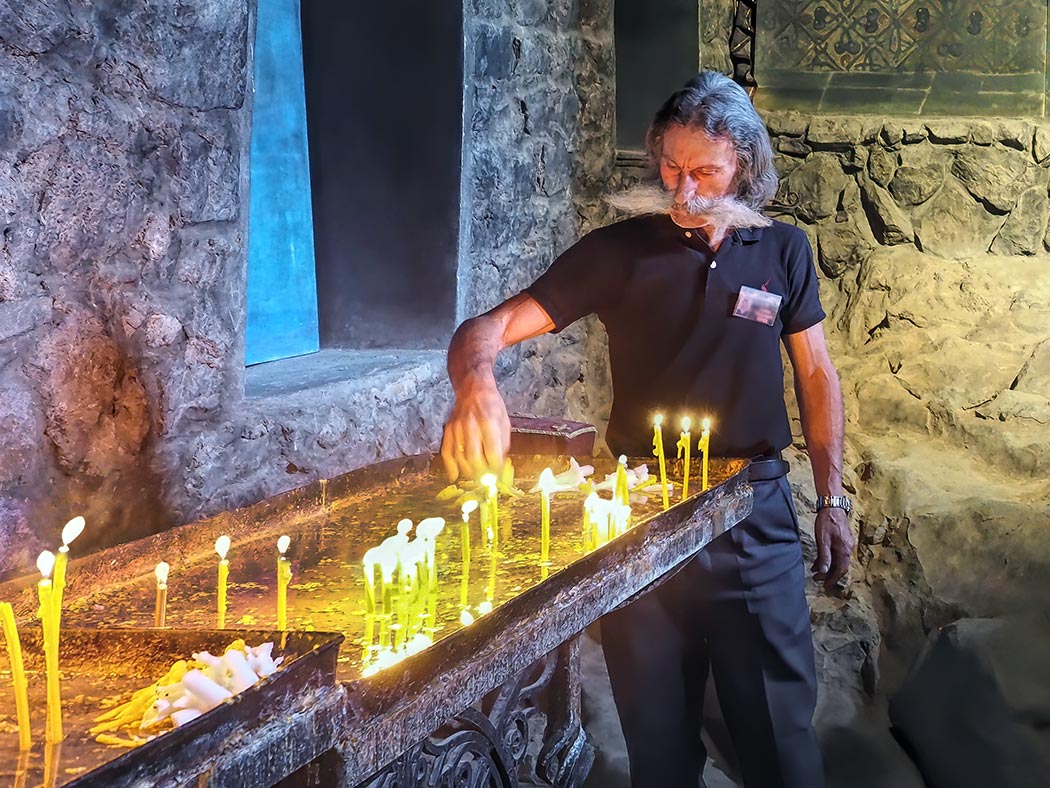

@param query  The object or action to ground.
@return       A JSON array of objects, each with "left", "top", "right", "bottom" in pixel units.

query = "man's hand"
[
  {"left": 812, "top": 507, "right": 855, "bottom": 592},
  {"left": 441, "top": 378, "right": 511, "bottom": 482},
  {"left": 442, "top": 295, "right": 555, "bottom": 482}
]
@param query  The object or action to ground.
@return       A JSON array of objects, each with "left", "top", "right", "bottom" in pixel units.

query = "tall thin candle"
[
  {"left": 36, "top": 551, "right": 62, "bottom": 742},
  {"left": 677, "top": 417, "right": 692, "bottom": 500},
  {"left": 538, "top": 468, "right": 555, "bottom": 566},
  {"left": 215, "top": 535, "right": 231, "bottom": 629},
  {"left": 0, "top": 602, "right": 31, "bottom": 750},
  {"left": 277, "top": 535, "right": 292, "bottom": 630},
  {"left": 653, "top": 415, "right": 670, "bottom": 510},
  {"left": 699, "top": 418, "right": 711, "bottom": 491},
  {"left": 52, "top": 516, "right": 85, "bottom": 632},
  {"left": 154, "top": 562, "right": 169, "bottom": 628}
]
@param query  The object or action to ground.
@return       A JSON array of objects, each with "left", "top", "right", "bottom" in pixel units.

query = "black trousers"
[{"left": 600, "top": 477, "right": 825, "bottom": 788}]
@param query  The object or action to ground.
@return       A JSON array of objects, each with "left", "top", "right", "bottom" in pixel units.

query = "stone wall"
[
  {"left": 0, "top": 0, "right": 617, "bottom": 572},
  {"left": 762, "top": 109, "right": 1050, "bottom": 665}
]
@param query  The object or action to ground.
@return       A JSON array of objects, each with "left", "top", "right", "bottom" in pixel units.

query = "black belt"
[{"left": 747, "top": 453, "right": 790, "bottom": 482}]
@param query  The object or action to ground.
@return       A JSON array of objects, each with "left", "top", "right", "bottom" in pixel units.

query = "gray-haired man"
[{"left": 441, "top": 71, "right": 853, "bottom": 787}]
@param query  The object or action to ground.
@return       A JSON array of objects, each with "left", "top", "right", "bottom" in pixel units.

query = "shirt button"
[
  {"left": 710, "top": 261, "right": 717, "bottom": 269},
  {"left": 684, "top": 231, "right": 692, "bottom": 238}
]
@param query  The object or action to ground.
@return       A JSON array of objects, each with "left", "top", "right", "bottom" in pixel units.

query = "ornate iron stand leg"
[
  {"left": 730, "top": 0, "right": 758, "bottom": 94},
  {"left": 357, "top": 638, "right": 593, "bottom": 788}
]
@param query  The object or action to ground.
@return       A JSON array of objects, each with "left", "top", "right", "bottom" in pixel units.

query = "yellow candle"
[
  {"left": 52, "top": 516, "right": 85, "bottom": 633},
  {"left": 614, "top": 455, "right": 630, "bottom": 507},
  {"left": 481, "top": 473, "right": 498, "bottom": 552},
  {"left": 653, "top": 414, "right": 670, "bottom": 510},
  {"left": 0, "top": 602, "right": 31, "bottom": 750},
  {"left": 699, "top": 418, "right": 711, "bottom": 491},
  {"left": 538, "top": 468, "right": 555, "bottom": 566},
  {"left": 362, "top": 547, "right": 379, "bottom": 616},
  {"left": 154, "top": 562, "right": 169, "bottom": 628},
  {"left": 215, "top": 535, "right": 231, "bottom": 629},
  {"left": 36, "top": 551, "right": 62, "bottom": 742},
  {"left": 677, "top": 416, "right": 692, "bottom": 500},
  {"left": 277, "top": 535, "right": 292, "bottom": 630}
]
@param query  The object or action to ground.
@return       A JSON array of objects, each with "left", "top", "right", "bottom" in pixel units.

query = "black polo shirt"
[{"left": 524, "top": 214, "right": 825, "bottom": 459}]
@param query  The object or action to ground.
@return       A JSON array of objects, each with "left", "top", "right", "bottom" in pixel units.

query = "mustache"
[{"left": 606, "top": 183, "right": 771, "bottom": 229}]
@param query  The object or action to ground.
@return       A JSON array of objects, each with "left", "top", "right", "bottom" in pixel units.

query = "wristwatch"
[{"left": 816, "top": 495, "right": 853, "bottom": 516}]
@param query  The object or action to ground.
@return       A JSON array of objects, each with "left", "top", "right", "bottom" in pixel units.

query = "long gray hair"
[{"left": 645, "top": 71, "right": 778, "bottom": 210}]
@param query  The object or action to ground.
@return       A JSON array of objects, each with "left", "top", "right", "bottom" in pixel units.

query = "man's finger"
[
  {"left": 441, "top": 424, "right": 460, "bottom": 481},
  {"left": 481, "top": 419, "right": 505, "bottom": 478},
  {"left": 824, "top": 550, "right": 852, "bottom": 592},
  {"left": 812, "top": 527, "right": 832, "bottom": 577}
]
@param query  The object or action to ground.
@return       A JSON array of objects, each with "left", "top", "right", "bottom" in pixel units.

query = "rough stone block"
[
  {"left": 781, "top": 153, "right": 850, "bottom": 222},
  {"left": 990, "top": 187, "right": 1050, "bottom": 255},
  {"left": 867, "top": 147, "right": 899, "bottom": 187},
  {"left": 951, "top": 146, "right": 1042, "bottom": 212},
  {"left": 765, "top": 111, "right": 810, "bottom": 137},
  {"left": 860, "top": 180, "right": 914, "bottom": 246},
  {"left": 473, "top": 23, "right": 517, "bottom": 79},
  {"left": 808, "top": 116, "right": 866, "bottom": 148},
  {"left": 0, "top": 296, "right": 52, "bottom": 342},
  {"left": 924, "top": 120, "right": 970, "bottom": 145},
  {"left": 1033, "top": 125, "right": 1050, "bottom": 164},
  {"left": 912, "top": 178, "right": 1005, "bottom": 259}
]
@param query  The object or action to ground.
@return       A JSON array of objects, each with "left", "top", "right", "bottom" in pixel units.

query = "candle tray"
[{"left": 0, "top": 628, "right": 343, "bottom": 788}]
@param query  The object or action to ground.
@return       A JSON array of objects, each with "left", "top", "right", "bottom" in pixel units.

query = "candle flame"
[
  {"left": 618, "top": 454, "right": 627, "bottom": 465},
  {"left": 702, "top": 417, "right": 711, "bottom": 431},
  {"left": 478, "top": 600, "right": 493, "bottom": 615},
  {"left": 461, "top": 499, "right": 479, "bottom": 520},
  {"left": 155, "top": 561, "right": 170, "bottom": 586},
  {"left": 653, "top": 413, "right": 664, "bottom": 427},
  {"left": 459, "top": 610, "right": 475, "bottom": 626},
  {"left": 215, "top": 534, "right": 231, "bottom": 560},
  {"left": 277, "top": 534, "right": 291, "bottom": 555},
  {"left": 396, "top": 518, "right": 413, "bottom": 536},
  {"left": 61, "top": 516, "right": 86, "bottom": 547},
  {"left": 37, "top": 550, "right": 56, "bottom": 579},
  {"left": 480, "top": 472, "right": 497, "bottom": 489},
  {"left": 681, "top": 416, "right": 691, "bottom": 432},
  {"left": 538, "top": 467, "right": 557, "bottom": 494},
  {"left": 362, "top": 547, "right": 380, "bottom": 567}
]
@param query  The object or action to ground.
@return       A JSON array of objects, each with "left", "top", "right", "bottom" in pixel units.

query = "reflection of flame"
[
  {"left": 61, "top": 516, "right": 86, "bottom": 547},
  {"left": 155, "top": 561, "right": 170, "bottom": 586},
  {"left": 276, "top": 534, "right": 291, "bottom": 555},
  {"left": 214, "top": 535, "right": 231, "bottom": 560},
  {"left": 37, "top": 550, "right": 56, "bottom": 579}
]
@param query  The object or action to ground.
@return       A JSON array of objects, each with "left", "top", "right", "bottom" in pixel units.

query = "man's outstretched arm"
[
  {"left": 784, "top": 323, "right": 855, "bottom": 592},
  {"left": 442, "top": 293, "right": 555, "bottom": 481}
]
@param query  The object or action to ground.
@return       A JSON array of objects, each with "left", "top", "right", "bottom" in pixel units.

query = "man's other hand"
[
  {"left": 441, "top": 380, "right": 511, "bottom": 482},
  {"left": 812, "top": 507, "right": 855, "bottom": 593}
]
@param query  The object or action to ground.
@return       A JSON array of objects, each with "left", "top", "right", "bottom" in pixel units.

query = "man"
[{"left": 441, "top": 71, "right": 854, "bottom": 788}]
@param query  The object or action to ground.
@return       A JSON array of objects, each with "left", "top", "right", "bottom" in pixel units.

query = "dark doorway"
[
  {"left": 615, "top": 0, "right": 699, "bottom": 151},
  {"left": 301, "top": 1, "right": 463, "bottom": 349}
]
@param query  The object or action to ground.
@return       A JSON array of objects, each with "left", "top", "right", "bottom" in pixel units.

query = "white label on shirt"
[{"left": 732, "top": 285, "right": 783, "bottom": 326}]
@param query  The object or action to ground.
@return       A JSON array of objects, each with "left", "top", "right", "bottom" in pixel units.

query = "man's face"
[{"left": 659, "top": 125, "right": 739, "bottom": 227}]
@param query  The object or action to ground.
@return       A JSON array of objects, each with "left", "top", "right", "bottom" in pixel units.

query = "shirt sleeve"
[
  {"left": 524, "top": 228, "right": 624, "bottom": 334},
  {"left": 780, "top": 226, "right": 826, "bottom": 335}
]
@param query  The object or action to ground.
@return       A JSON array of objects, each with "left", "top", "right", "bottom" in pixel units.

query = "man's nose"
[{"left": 675, "top": 175, "right": 697, "bottom": 205}]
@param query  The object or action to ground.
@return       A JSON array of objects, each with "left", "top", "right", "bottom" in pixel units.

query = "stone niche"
[{"left": 0, "top": 0, "right": 617, "bottom": 574}]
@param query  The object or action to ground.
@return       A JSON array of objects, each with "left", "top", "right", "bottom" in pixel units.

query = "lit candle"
[
  {"left": 460, "top": 501, "right": 474, "bottom": 615},
  {"left": 698, "top": 418, "right": 711, "bottom": 491},
  {"left": 481, "top": 473, "right": 498, "bottom": 552},
  {"left": 614, "top": 455, "right": 630, "bottom": 507},
  {"left": 376, "top": 548, "right": 398, "bottom": 648},
  {"left": 583, "top": 492, "right": 598, "bottom": 550},
  {"left": 0, "top": 601, "right": 31, "bottom": 750},
  {"left": 215, "top": 535, "right": 231, "bottom": 629},
  {"left": 52, "top": 515, "right": 85, "bottom": 631},
  {"left": 677, "top": 417, "right": 692, "bottom": 500},
  {"left": 538, "top": 468, "right": 555, "bottom": 566},
  {"left": 362, "top": 547, "right": 379, "bottom": 616},
  {"left": 276, "top": 535, "right": 292, "bottom": 630},
  {"left": 154, "top": 562, "right": 169, "bottom": 628},
  {"left": 653, "top": 414, "right": 670, "bottom": 510},
  {"left": 36, "top": 550, "right": 62, "bottom": 742}
]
